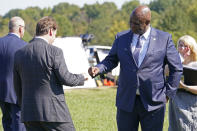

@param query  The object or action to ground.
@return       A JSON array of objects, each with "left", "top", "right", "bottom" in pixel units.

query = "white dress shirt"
[
  {"left": 35, "top": 36, "right": 49, "bottom": 44},
  {"left": 131, "top": 26, "right": 151, "bottom": 67},
  {"left": 9, "top": 33, "right": 20, "bottom": 38},
  {"left": 131, "top": 26, "right": 151, "bottom": 95}
]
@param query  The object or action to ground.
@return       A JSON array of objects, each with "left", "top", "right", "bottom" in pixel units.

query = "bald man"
[
  {"left": 0, "top": 16, "right": 27, "bottom": 131},
  {"left": 88, "top": 5, "right": 183, "bottom": 131}
]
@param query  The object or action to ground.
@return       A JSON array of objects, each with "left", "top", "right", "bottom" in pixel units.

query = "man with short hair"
[
  {"left": 0, "top": 16, "right": 27, "bottom": 131},
  {"left": 14, "top": 16, "right": 87, "bottom": 131},
  {"left": 88, "top": 5, "right": 183, "bottom": 131}
]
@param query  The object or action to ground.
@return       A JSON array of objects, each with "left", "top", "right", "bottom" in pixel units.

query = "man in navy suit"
[
  {"left": 0, "top": 16, "right": 27, "bottom": 131},
  {"left": 88, "top": 5, "right": 183, "bottom": 131}
]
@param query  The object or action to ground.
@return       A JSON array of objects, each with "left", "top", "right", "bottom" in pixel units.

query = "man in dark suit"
[
  {"left": 0, "top": 16, "right": 27, "bottom": 131},
  {"left": 88, "top": 5, "right": 183, "bottom": 131},
  {"left": 13, "top": 16, "right": 87, "bottom": 131}
]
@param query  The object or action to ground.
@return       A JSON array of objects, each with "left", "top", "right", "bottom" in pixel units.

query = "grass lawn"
[
  {"left": 65, "top": 87, "right": 169, "bottom": 131},
  {"left": 0, "top": 87, "right": 169, "bottom": 131}
]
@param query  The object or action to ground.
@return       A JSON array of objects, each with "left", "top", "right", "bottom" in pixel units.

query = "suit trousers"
[
  {"left": 0, "top": 101, "right": 26, "bottom": 131},
  {"left": 116, "top": 95, "right": 165, "bottom": 131},
  {"left": 24, "top": 121, "right": 75, "bottom": 131}
]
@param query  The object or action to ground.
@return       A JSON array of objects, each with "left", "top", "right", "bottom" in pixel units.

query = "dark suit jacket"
[
  {"left": 96, "top": 28, "right": 183, "bottom": 112},
  {"left": 14, "top": 38, "right": 85, "bottom": 122},
  {"left": 0, "top": 33, "right": 27, "bottom": 104}
]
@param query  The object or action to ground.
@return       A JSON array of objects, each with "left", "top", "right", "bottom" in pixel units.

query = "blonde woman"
[{"left": 169, "top": 35, "right": 197, "bottom": 131}]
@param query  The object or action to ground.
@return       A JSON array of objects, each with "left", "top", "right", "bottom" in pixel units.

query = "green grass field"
[
  {"left": 0, "top": 87, "right": 169, "bottom": 131},
  {"left": 65, "top": 87, "right": 169, "bottom": 131}
]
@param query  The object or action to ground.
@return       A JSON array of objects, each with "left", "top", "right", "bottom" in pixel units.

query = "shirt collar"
[
  {"left": 35, "top": 36, "right": 49, "bottom": 43},
  {"left": 142, "top": 25, "right": 151, "bottom": 40},
  {"left": 9, "top": 33, "right": 20, "bottom": 38}
]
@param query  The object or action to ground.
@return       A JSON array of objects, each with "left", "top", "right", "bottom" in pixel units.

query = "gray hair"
[{"left": 8, "top": 16, "right": 25, "bottom": 32}]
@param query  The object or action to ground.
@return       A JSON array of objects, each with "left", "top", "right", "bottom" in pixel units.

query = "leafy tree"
[
  {"left": 52, "top": 3, "right": 80, "bottom": 19},
  {"left": 52, "top": 3, "right": 81, "bottom": 36},
  {"left": 23, "top": 31, "right": 32, "bottom": 42},
  {"left": 40, "top": 7, "right": 52, "bottom": 17},
  {"left": 0, "top": 0, "right": 196, "bottom": 46},
  {"left": 53, "top": 14, "right": 73, "bottom": 37},
  {"left": 149, "top": 0, "right": 174, "bottom": 13},
  {"left": 71, "top": 10, "right": 89, "bottom": 35},
  {"left": 159, "top": 6, "right": 194, "bottom": 32},
  {"left": 121, "top": 0, "right": 140, "bottom": 15},
  {"left": 157, "top": 0, "right": 196, "bottom": 43},
  {"left": 83, "top": 3, "right": 100, "bottom": 20},
  {"left": 97, "top": 2, "right": 117, "bottom": 19},
  {"left": 0, "top": 18, "right": 9, "bottom": 37},
  {"left": 107, "top": 20, "right": 129, "bottom": 43},
  {"left": 83, "top": 2, "right": 118, "bottom": 45},
  {"left": 188, "top": 0, "right": 197, "bottom": 32},
  {"left": 3, "top": 9, "right": 22, "bottom": 18},
  {"left": 120, "top": 0, "right": 140, "bottom": 22},
  {"left": 150, "top": 11, "right": 161, "bottom": 28}
]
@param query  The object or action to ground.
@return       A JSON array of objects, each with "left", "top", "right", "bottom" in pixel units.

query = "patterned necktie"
[{"left": 133, "top": 35, "right": 142, "bottom": 66}]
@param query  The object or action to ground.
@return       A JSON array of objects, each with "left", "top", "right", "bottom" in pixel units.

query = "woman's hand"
[
  {"left": 179, "top": 80, "right": 186, "bottom": 89},
  {"left": 179, "top": 80, "right": 197, "bottom": 95}
]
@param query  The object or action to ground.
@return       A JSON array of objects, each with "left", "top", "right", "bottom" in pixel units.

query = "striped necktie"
[{"left": 133, "top": 35, "right": 142, "bottom": 66}]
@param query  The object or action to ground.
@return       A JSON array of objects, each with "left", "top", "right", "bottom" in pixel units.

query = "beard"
[
  {"left": 136, "top": 29, "right": 146, "bottom": 35},
  {"left": 131, "top": 26, "right": 146, "bottom": 35}
]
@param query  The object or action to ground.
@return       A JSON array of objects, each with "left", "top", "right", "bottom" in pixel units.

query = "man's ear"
[
  {"left": 49, "top": 29, "right": 52, "bottom": 36},
  {"left": 19, "top": 26, "right": 22, "bottom": 34}
]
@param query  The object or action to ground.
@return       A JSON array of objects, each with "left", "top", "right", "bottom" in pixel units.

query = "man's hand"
[
  {"left": 82, "top": 73, "right": 89, "bottom": 81},
  {"left": 88, "top": 67, "right": 100, "bottom": 78}
]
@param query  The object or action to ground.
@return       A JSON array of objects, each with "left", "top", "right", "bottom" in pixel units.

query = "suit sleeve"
[
  {"left": 13, "top": 55, "right": 22, "bottom": 106},
  {"left": 53, "top": 48, "right": 85, "bottom": 86},
  {"left": 165, "top": 35, "right": 183, "bottom": 99},
  {"left": 96, "top": 36, "right": 119, "bottom": 74}
]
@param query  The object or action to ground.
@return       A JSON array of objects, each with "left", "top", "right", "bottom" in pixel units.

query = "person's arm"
[
  {"left": 179, "top": 80, "right": 197, "bottom": 95},
  {"left": 13, "top": 55, "right": 22, "bottom": 106},
  {"left": 95, "top": 36, "right": 119, "bottom": 74},
  {"left": 53, "top": 48, "right": 86, "bottom": 86},
  {"left": 165, "top": 35, "right": 183, "bottom": 99}
]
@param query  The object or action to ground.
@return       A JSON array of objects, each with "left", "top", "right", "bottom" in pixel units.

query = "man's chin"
[
  {"left": 132, "top": 30, "right": 145, "bottom": 35},
  {"left": 138, "top": 30, "right": 145, "bottom": 35}
]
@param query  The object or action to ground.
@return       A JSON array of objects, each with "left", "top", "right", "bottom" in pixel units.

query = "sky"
[{"left": 0, "top": 0, "right": 151, "bottom": 16}]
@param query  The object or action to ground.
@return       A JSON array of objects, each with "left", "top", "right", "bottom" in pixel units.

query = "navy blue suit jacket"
[
  {"left": 96, "top": 28, "right": 183, "bottom": 112},
  {"left": 0, "top": 34, "right": 27, "bottom": 104}
]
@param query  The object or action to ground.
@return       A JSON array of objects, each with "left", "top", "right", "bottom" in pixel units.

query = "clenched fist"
[{"left": 88, "top": 67, "right": 100, "bottom": 78}]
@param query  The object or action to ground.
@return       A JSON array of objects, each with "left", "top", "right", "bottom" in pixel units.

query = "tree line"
[{"left": 0, "top": 0, "right": 197, "bottom": 46}]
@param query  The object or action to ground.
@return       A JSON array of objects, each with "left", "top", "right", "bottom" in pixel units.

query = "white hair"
[{"left": 8, "top": 16, "right": 25, "bottom": 32}]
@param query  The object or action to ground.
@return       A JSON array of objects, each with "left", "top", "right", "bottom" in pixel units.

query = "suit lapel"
[
  {"left": 126, "top": 31, "right": 133, "bottom": 57},
  {"left": 125, "top": 31, "right": 139, "bottom": 66},
  {"left": 139, "top": 28, "right": 157, "bottom": 69}
]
